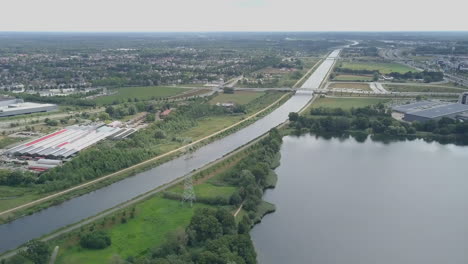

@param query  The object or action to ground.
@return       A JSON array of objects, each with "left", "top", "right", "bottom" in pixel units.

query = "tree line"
[{"left": 288, "top": 104, "right": 468, "bottom": 144}]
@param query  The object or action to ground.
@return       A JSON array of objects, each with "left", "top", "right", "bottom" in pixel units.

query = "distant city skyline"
[{"left": 1, "top": 0, "right": 467, "bottom": 32}]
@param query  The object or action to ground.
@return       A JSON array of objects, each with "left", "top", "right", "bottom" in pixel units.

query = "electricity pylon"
[{"left": 182, "top": 148, "right": 196, "bottom": 207}]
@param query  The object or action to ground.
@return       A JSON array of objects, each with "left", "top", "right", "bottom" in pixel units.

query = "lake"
[{"left": 251, "top": 134, "right": 468, "bottom": 264}]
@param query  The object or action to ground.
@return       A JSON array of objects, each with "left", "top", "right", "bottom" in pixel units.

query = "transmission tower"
[{"left": 181, "top": 149, "right": 196, "bottom": 207}]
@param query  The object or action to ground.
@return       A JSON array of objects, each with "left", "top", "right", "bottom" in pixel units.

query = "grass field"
[
  {"left": 303, "top": 97, "right": 390, "bottom": 114},
  {"left": 0, "top": 137, "right": 26, "bottom": 149},
  {"left": 333, "top": 74, "right": 373, "bottom": 81},
  {"left": 340, "top": 61, "right": 415, "bottom": 74},
  {"left": 209, "top": 91, "right": 264, "bottom": 105},
  {"left": 169, "top": 182, "right": 236, "bottom": 200},
  {"left": 54, "top": 155, "right": 242, "bottom": 263},
  {"left": 384, "top": 84, "right": 466, "bottom": 93},
  {"left": 0, "top": 186, "right": 41, "bottom": 212},
  {"left": 55, "top": 197, "right": 207, "bottom": 264},
  {"left": 328, "top": 82, "right": 371, "bottom": 91},
  {"left": 94, "top": 86, "right": 189, "bottom": 105}
]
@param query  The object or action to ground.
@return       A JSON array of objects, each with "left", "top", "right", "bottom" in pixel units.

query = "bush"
[{"left": 80, "top": 231, "right": 111, "bottom": 249}]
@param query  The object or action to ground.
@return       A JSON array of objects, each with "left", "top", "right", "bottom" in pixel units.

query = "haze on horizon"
[{"left": 1, "top": 0, "right": 467, "bottom": 32}]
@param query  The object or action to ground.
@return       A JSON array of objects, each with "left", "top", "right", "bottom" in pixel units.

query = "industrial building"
[
  {"left": 6, "top": 124, "right": 135, "bottom": 159},
  {"left": 0, "top": 97, "right": 57, "bottom": 117},
  {"left": 392, "top": 100, "right": 468, "bottom": 122}
]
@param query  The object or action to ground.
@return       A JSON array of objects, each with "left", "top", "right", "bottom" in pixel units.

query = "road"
[{"left": 0, "top": 49, "right": 341, "bottom": 255}]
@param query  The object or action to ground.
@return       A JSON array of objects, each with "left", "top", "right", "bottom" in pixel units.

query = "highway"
[{"left": 0, "top": 49, "right": 341, "bottom": 254}]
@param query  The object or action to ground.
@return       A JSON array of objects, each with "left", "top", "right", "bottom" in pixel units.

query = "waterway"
[
  {"left": 251, "top": 134, "right": 468, "bottom": 264},
  {"left": 0, "top": 51, "right": 340, "bottom": 253}
]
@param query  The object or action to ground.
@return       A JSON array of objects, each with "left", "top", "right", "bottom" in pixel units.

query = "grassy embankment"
[{"left": 0, "top": 91, "right": 287, "bottom": 221}]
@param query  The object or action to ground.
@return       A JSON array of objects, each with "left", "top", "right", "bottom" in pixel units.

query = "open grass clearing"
[
  {"left": 0, "top": 137, "right": 26, "bottom": 149},
  {"left": 54, "top": 197, "right": 208, "bottom": 264},
  {"left": 328, "top": 82, "right": 372, "bottom": 91},
  {"left": 209, "top": 91, "right": 264, "bottom": 105},
  {"left": 302, "top": 97, "right": 390, "bottom": 115},
  {"left": 340, "top": 61, "right": 415, "bottom": 74},
  {"left": 333, "top": 74, "right": 373, "bottom": 81},
  {"left": 94, "top": 86, "right": 189, "bottom": 105},
  {"left": 0, "top": 186, "right": 42, "bottom": 212}
]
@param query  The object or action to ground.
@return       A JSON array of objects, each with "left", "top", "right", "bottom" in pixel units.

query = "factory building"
[
  {"left": 392, "top": 100, "right": 468, "bottom": 122},
  {"left": 6, "top": 124, "right": 135, "bottom": 159},
  {"left": 0, "top": 97, "right": 57, "bottom": 117}
]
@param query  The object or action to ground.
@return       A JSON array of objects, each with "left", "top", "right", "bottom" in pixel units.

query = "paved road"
[{"left": 0, "top": 49, "right": 341, "bottom": 256}]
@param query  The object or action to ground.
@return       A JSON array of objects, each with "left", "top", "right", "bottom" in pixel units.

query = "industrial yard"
[{"left": 1, "top": 123, "right": 138, "bottom": 172}]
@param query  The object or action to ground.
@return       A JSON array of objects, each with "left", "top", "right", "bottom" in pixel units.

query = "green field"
[
  {"left": 55, "top": 197, "right": 207, "bottom": 264},
  {"left": 54, "top": 162, "right": 240, "bottom": 263},
  {"left": 209, "top": 91, "right": 264, "bottom": 105},
  {"left": 328, "top": 82, "right": 372, "bottom": 91},
  {"left": 333, "top": 74, "right": 373, "bottom": 81},
  {"left": 341, "top": 61, "right": 415, "bottom": 74},
  {"left": 0, "top": 137, "right": 26, "bottom": 149},
  {"left": 384, "top": 84, "right": 466, "bottom": 93},
  {"left": 170, "top": 182, "right": 236, "bottom": 200},
  {"left": 0, "top": 186, "right": 41, "bottom": 212},
  {"left": 94, "top": 86, "right": 189, "bottom": 105},
  {"left": 304, "top": 97, "right": 390, "bottom": 114}
]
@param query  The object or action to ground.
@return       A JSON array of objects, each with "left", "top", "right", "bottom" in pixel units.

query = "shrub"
[{"left": 80, "top": 231, "right": 112, "bottom": 249}]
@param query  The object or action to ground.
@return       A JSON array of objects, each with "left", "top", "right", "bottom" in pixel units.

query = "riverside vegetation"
[{"left": 288, "top": 102, "right": 468, "bottom": 145}]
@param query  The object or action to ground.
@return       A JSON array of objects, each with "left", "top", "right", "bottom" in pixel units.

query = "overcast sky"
[{"left": 1, "top": 0, "right": 467, "bottom": 32}]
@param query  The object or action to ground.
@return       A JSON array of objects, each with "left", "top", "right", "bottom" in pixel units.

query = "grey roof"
[
  {"left": 392, "top": 101, "right": 447, "bottom": 114},
  {"left": 405, "top": 103, "right": 468, "bottom": 119}
]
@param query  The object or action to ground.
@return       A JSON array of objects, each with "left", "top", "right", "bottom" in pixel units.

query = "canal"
[{"left": 0, "top": 51, "right": 340, "bottom": 253}]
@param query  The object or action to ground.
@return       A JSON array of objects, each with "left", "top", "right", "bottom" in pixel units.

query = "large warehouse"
[
  {"left": 6, "top": 124, "right": 135, "bottom": 159},
  {"left": 392, "top": 100, "right": 468, "bottom": 122},
  {"left": 0, "top": 97, "right": 57, "bottom": 117}
]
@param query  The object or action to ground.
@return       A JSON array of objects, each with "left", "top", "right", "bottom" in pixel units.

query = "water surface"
[{"left": 252, "top": 134, "right": 468, "bottom": 264}]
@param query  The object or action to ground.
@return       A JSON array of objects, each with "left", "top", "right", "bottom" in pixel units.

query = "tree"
[
  {"left": 187, "top": 209, "right": 223, "bottom": 245},
  {"left": 288, "top": 112, "right": 299, "bottom": 122},
  {"left": 80, "top": 231, "right": 111, "bottom": 249},
  {"left": 98, "top": 112, "right": 110, "bottom": 121},
  {"left": 20, "top": 240, "right": 50, "bottom": 264},
  {"left": 223, "top": 87, "right": 234, "bottom": 94}
]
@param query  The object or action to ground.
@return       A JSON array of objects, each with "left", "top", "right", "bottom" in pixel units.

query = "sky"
[{"left": 1, "top": 0, "right": 467, "bottom": 32}]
